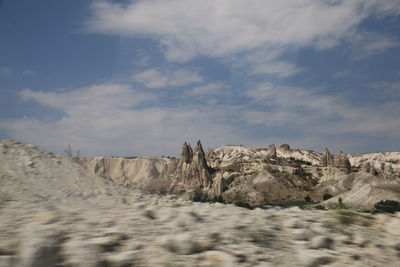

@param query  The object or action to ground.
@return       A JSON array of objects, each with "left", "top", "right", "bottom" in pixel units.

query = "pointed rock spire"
[
  {"left": 178, "top": 140, "right": 212, "bottom": 189},
  {"left": 193, "top": 140, "right": 208, "bottom": 169},
  {"left": 181, "top": 142, "right": 193, "bottom": 164}
]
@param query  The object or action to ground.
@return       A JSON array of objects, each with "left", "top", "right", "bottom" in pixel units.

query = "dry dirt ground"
[{"left": 1, "top": 139, "right": 400, "bottom": 267}]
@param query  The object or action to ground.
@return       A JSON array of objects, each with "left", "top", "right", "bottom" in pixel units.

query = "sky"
[{"left": 1, "top": 0, "right": 400, "bottom": 157}]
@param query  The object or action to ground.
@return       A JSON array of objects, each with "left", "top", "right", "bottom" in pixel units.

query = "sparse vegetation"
[
  {"left": 323, "top": 193, "right": 333, "bottom": 200},
  {"left": 372, "top": 200, "right": 400, "bottom": 214},
  {"left": 267, "top": 200, "right": 317, "bottom": 209},
  {"left": 324, "top": 209, "right": 358, "bottom": 230},
  {"left": 335, "top": 209, "right": 357, "bottom": 225},
  {"left": 304, "top": 195, "right": 312, "bottom": 202},
  {"left": 288, "top": 157, "right": 312, "bottom": 166},
  {"left": 190, "top": 189, "right": 226, "bottom": 204},
  {"left": 293, "top": 167, "right": 313, "bottom": 178},
  {"left": 189, "top": 188, "right": 209, "bottom": 203},
  {"left": 64, "top": 145, "right": 80, "bottom": 162},
  {"left": 234, "top": 201, "right": 253, "bottom": 209},
  {"left": 314, "top": 204, "right": 326, "bottom": 210},
  {"left": 211, "top": 195, "right": 225, "bottom": 204},
  {"left": 243, "top": 227, "right": 275, "bottom": 247}
]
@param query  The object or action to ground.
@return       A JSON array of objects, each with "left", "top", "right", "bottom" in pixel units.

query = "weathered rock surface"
[
  {"left": 319, "top": 148, "right": 335, "bottom": 167},
  {"left": 80, "top": 140, "right": 400, "bottom": 209},
  {"left": 266, "top": 144, "right": 277, "bottom": 157}
]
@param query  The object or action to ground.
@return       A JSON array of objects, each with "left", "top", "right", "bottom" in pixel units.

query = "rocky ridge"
[{"left": 82, "top": 141, "right": 400, "bottom": 209}]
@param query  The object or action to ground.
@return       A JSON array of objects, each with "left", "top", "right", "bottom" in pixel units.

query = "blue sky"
[{"left": 1, "top": 0, "right": 400, "bottom": 156}]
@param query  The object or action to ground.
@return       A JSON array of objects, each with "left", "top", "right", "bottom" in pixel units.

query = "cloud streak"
[
  {"left": 132, "top": 68, "right": 203, "bottom": 88},
  {"left": 87, "top": 0, "right": 400, "bottom": 62}
]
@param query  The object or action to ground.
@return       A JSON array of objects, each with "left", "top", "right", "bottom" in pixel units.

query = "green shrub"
[
  {"left": 335, "top": 209, "right": 356, "bottom": 225},
  {"left": 244, "top": 227, "right": 275, "bottom": 247},
  {"left": 234, "top": 201, "right": 253, "bottom": 209},
  {"left": 190, "top": 188, "right": 208, "bottom": 203},
  {"left": 210, "top": 195, "right": 225, "bottom": 204},
  {"left": 373, "top": 200, "right": 400, "bottom": 214},
  {"left": 323, "top": 193, "right": 333, "bottom": 200},
  {"left": 314, "top": 205, "right": 326, "bottom": 210},
  {"left": 304, "top": 195, "right": 312, "bottom": 202},
  {"left": 271, "top": 200, "right": 315, "bottom": 209}
]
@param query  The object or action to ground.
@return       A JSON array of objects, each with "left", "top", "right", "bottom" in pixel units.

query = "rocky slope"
[
  {"left": 82, "top": 141, "right": 400, "bottom": 209},
  {"left": 1, "top": 139, "right": 400, "bottom": 266}
]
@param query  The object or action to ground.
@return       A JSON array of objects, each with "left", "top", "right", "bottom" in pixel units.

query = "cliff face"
[
  {"left": 79, "top": 157, "right": 179, "bottom": 187},
  {"left": 80, "top": 142, "right": 400, "bottom": 208}
]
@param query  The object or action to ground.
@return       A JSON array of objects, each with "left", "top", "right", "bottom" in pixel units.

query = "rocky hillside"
[
  {"left": 81, "top": 141, "right": 400, "bottom": 209},
  {"left": 2, "top": 139, "right": 400, "bottom": 267},
  {"left": 0, "top": 140, "right": 135, "bottom": 206}
]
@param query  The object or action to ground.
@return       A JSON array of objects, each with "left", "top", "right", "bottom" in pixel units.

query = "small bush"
[
  {"left": 190, "top": 188, "right": 208, "bottom": 203},
  {"left": 304, "top": 196, "right": 312, "bottom": 202},
  {"left": 272, "top": 200, "right": 314, "bottom": 209},
  {"left": 373, "top": 200, "right": 400, "bottom": 214},
  {"left": 314, "top": 205, "right": 326, "bottom": 210},
  {"left": 335, "top": 209, "right": 356, "bottom": 225},
  {"left": 234, "top": 201, "right": 253, "bottom": 209},
  {"left": 244, "top": 227, "right": 275, "bottom": 247},
  {"left": 269, "top": 168, "right": 280, "bottom": 174},
  {"left": 323, "top": 193, "right": 333, "bottom": 200},
  {"left": 211, "top": 195, "right": 225, "bottom": 204}
]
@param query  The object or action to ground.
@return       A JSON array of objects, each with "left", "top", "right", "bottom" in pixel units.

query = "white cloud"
[
  {"left": 20, "top": 83, "right": 155, "bottom": 115},
  {"left": 2, "top": 80, "right": 400, "bottom": 155},
  {"left": 87, "top": 0, "right": 400, "bottom": 62},
  {"left": 242, "top": 49, "right": 303, "bottom": 78},
  {"left": 132, "top": 68, "right": 203, "bottom": 88},
  {"left": 243, "top": 82, "right": 400, "bottom": 135},
  {"left": 2, "top": 83, "right": 240, "bottom": 156},
  {"left": 187, "top": 82, "right": 227, "bottom": 96},
  {"left": 348, "top": 31, "right": 398, "bottom": 59}
]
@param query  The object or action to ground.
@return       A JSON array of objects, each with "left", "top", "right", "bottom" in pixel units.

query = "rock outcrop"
[
  {"left": 176, "top": 141, "right": 213, "bottom": 190},
  {"left": 319, "top": 148, "right": 335, "bottom": 167},
  {"left": 266, "top": 144, "right": 277, "bottom": 157},
  {"left": 279, "top": 144, "right": 291, "bottom": 153},
  {"left": 77, "top": 139, "right": 400, "bottom": 208},
  {"left": 334, "top": 151, "right": 351, "bottom": 172},
  {"left": 205, "top": 149, "right": 217, "bottom": 161},
  {"left": 181, "top": 142, "right": 193, "bottom": 164},
  {"left": 319, "top": 149, "right": 351, "bottom": 172}
]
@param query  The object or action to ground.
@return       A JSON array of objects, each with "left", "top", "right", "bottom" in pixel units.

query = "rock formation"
[
  {"left": 79, "top": 140, "right": 400, "bottom": 208},
  {"left": 266, "top": 144, "right": 277, "bottom": 157},
  {"left": 319, "top": 148, "right": 335, "bottom": 167},
  {"left": 181, "top": 142, "right": 193, "bottom": 164},
  {"left": 362, "top": 162, "right": 372, "bottom": 173},
  {"left": 334, "top": 151, "right": 351, "bottom": 172},
  {"left": 205, "top": 148, "right": 217, "bottom": 160},
  {"left": 177, "top": 141, "right": 213, "bottom": 190},
  {"left": 319, "top": 149, "right": 351, "bottom": 172},
  {"left": 279, "top": 144, "right": 291, "bottom": 153}
]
